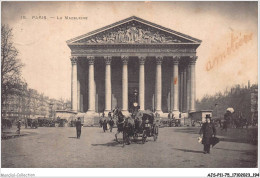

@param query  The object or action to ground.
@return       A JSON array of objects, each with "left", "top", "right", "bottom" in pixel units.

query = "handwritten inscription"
[
  {"left": 21, "top": 16, "right": 88, "bottom": 20},
  {"left": 174, "top": 77, "right": 178, "bottom": 85},
  {"left": 206, "top": 31, "right": 253, "bottom": 72}
]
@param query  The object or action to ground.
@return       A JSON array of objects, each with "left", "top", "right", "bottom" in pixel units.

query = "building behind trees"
[{"left": 196, "top": 83, "right": 258, "bottom": 125}]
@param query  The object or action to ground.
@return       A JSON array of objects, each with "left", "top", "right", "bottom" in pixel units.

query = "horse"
[
  {"left": 113, "top": 108, "right": 123, "bottom": 142},
  {"left": 113, "top": 109, "right": 135, "bottom": 146},
  {"left": 122, "top": 116, "right": 135, "bottom": 145}
]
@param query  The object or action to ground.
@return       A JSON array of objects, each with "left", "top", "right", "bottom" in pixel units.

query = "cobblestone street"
[{"left": 1, "top": 126, "right": 257, "bottom": 168}]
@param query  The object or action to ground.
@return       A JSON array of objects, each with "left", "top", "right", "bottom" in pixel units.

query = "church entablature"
[{"left": 70, "top": 46, "right": 197, "bottom": 56}]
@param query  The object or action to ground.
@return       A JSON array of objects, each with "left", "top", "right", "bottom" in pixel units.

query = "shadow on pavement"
[
  {"left": 68, "top": 137, "right": 77, "bottom": 139},
  {"left": 173, "top": 148, "right": 204, "bottom": 154},
  {"left": 2, "top": 130, "right": 37, "bottom": 140},
  {"left": 92, "top": 141, "right": 121, "bottom": 147}
]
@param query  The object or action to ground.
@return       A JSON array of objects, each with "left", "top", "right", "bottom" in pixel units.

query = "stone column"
[
  {"left": 104, "top": 56, "right": 112, "bottom": 114},
  {"left": 189, "top": 56, "right": 197, "bottom": 112},
  {"left": 183, "top": 66, "right": 187, "bottom": 112},
  {"left": 172, "top": 57, "right": 180, "bottom": 114},
  {"left": 87, "top": 56, "right": 95, "bottom": 112},
  {"left": 155, "top": 56, "right": 163, "bottom": 114},
  {"left": 77, "top": 80, "right": 80, "bottom": 112},
  {"left": 186, "top": 63, "right": 191, "bottom": 112},
  {"left": 71, "top": 56, "right": 78, "bottom": 112},
  {"left": 180, "top": 69, "right": 184, "bottom": 112},
  {"left": 121, "top": 56, "right": 129, "bottom": 115},
  {"left": 139, "top": 56, "right": 146, "bottom": 111}
]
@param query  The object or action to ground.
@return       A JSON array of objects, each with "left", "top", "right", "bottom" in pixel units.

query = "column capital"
[
  {"left": 87, "top": 56, "right": 95, "bottom": 65},
  {"left": 121, "top": 56, "right": 129, "bottom": 65},
  {"left": 172, "top": 56, "right": 180, "bottom": 65},
  {"left": 138, "top": 56, "right": 146, "bottom": 65},
  {"left": 155, "top": 56, "right": 163, "bottom": 65},
  {"left": 190, "top": 56, "right": 198, "bottom": 65},
  {"left": 70, "top": 56, "right": 78, "bottom": 65},
  {"left": 104, "top": 56, "right": 112, "bottom": 65}
]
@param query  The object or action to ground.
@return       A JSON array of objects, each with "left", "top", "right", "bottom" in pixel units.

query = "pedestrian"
[
  {"left": 168, "top": 112, "right": 172, "bottom": 127},
  {"left": 222, "top": 111, "right": 231, "bottom": 131},
  {"left": 76, "top": 117, "right": 82, "bottom": 139},
  {"left": 103, "top": 119, "right": 107, "bottom": 132},
  {"left": 17, "top": 120, "right": 21, "bottom": 135},
  {"left": 99, "top": 117, "right": 103, "bottom": 128},
  {"left": 108, "top": 118, "right": 114, "bottom": 132},
  {"left": 25, "top": 118, "right": 28, "bottom": 128},
  {"left": 199, "top": 115, "right": 216, "bottom": 154}
]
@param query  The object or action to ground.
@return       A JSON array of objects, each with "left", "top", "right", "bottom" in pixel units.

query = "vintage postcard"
[{"left": 1, "top": 1, "right": 258, "bottom": 177}]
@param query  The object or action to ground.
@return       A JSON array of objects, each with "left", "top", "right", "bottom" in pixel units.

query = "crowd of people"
[{"left": 99, "top": 112, "right": 115, "bottom": 133}]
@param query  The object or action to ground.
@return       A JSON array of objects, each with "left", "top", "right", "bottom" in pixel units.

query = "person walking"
[
  {"left": 108, "top": 118, "right": 115, "bottom": 132},
  {"left": 17, "top": 120, "right": 21, "bottom": 135},
  {"left": 199, "top": 115, "right": 216, "bottom": 154},
  {"left": 99, "top": 117, "right": 103, "bottom": 128},
  {"left": 76, "top": 117, "right": 82, "bottom": 139},
  {"left": 103, "top": 119, "right": 107, "bottom": 132},
  {"left": 223, "top": 110, "right": 232, "bottom": 131}
]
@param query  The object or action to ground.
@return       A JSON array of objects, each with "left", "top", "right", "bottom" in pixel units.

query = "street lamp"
[
  {"left": 132, "top": 89, "right": 139, "bottom": 115},
  {"left": 133, "top": 89, "right": 138, "bottom": 102}
]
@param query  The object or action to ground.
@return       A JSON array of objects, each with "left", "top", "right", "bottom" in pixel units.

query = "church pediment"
[{"left": 67, "top": 16, "right": 201, "bottom": 45}]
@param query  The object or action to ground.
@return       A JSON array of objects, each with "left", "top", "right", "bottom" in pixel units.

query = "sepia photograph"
[{"left": 1, "top": 1, "right": 259, "bottom": 177}]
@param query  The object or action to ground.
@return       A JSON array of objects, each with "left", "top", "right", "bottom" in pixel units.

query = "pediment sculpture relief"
[{"left": 82, "top": 24, "right": 183, "bottom": 44}]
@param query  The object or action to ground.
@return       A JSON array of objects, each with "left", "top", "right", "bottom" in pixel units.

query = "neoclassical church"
[{"left": 66, "top": 16, "right": 201, "bottom": 119}]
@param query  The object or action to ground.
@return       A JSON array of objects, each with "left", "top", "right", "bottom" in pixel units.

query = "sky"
[{"left": 1, "top": 1, "right": 258, "bottom": 100}]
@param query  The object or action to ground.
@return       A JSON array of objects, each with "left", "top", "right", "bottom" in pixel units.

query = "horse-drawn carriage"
[
  {"left": 133, "top": 110, "right": 159, "bottom": 144},
  {"left": 27, "top": 118, "right": 38, "bottom": 129},
  {"left": 113, "top": 109, "right": 159, "bottom": 146}
]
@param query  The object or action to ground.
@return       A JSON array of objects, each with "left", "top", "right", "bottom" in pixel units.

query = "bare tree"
[{"left": 1, "top": 25, "right": 24, "bottom": 105}]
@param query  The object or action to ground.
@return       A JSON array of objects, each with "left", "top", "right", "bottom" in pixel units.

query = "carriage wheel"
[
  {"left": 127, "top": 136, "right": 131, "bottom": 145},
  {"left": 153, "top": 126, "right": 158, "bottom": 141},
  {"left": 142, "top": 130, "right": 147, "bottom": 144}
]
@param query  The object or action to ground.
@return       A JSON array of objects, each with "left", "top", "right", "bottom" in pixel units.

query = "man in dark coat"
[
  {"left": 199, "top": 115, "right": 216, "bottom": 154},
  {"left": 108, "top": 118, "right": 114, "bottom": 132},
  {"left": 17, "top": 120, "right": 21, "bottom": 134},
  {"left": 223, "top": 111, "right": 232, "bottom": 131},
  {"left": 76, "top": 118, "right": 82, "bottom": 139},
  {"left": 103, "top": 119, "right": 107, "bottom": 132}
]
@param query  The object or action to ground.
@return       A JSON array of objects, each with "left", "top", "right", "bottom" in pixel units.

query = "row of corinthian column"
[{"left": 71, "top": 56, "right": 197, "bottom": 115}]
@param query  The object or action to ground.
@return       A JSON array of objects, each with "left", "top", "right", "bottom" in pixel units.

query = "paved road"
[{"left": 1, "top": 126, "right": 257, "bottom": 168}]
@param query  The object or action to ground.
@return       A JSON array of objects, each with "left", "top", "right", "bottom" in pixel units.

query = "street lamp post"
[
  {"left": 49, "top": 103, "right": 54, "bottom": 119},
  {"left": 133, "top": 89, "right": 138, "bottom": 103},
  {"left": 132, "top": 89, "right": 139, "bottom": 115}
]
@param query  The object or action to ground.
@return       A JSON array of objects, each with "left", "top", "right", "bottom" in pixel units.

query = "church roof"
[{"left": 67, "top": 16, "right": 201, "bottom": 45}]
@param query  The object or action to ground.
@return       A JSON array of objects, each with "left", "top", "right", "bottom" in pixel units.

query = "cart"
[{"left": 133, "top": 110, "right": 159, "bottom": 144}]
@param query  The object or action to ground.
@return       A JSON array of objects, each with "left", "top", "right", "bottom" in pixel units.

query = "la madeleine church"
[{"left": 66, "top": 16, "right": 201, "bottom": 123}]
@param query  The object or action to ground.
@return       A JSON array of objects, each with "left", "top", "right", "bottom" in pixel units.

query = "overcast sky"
[{"left": 2, "top": 1, "right": 258, "bottom": 100}]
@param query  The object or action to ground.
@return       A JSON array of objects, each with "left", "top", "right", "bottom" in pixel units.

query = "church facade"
[{"left": 66, "top": 16, "right": 201, "bottom": 118}]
